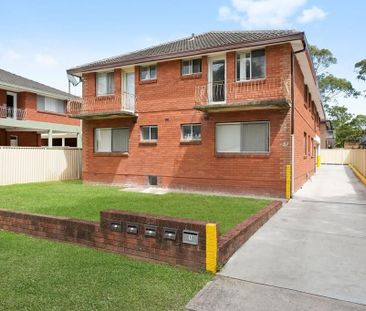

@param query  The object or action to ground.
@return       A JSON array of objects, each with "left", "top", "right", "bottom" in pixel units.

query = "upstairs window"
[
  {"left": 304, "top": 132, "right": 307, "bottom": 156},
  {"left": 141, "top": 125, "right": 158, "bottom": 142},
  {"left": 94, "top": 128, "right": 129, "bottom": 153},
  {"left": 181, "top": 124, "right": 201, "bottom": 141},
  {"left": 96, "top": 72, "right": 114, "bottom": 96},
  {"left": 236, "top": 49, "right": 265, "bottom": 81},
  {"left": 37, "top": 96, "right": 65, "bottom": 114},
  {"left": 216, "top": 122, "right": 269, "bottom": 153},
  {"left": 140, "top": 65, "right": 157, "bottom": 81},
  {"left": 182, "top": 59, "right": 202, "bottom": 76}
]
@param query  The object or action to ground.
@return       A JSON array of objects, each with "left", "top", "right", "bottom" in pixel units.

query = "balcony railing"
[
  {"left": 0, "top": 106, "right": 27, "bottom": 120},
  {"left": 194, "top": 77, "right": 291, "bottom": 108},
  {"left": 66, "top": 92, "right": 136, "bottom": 118}
]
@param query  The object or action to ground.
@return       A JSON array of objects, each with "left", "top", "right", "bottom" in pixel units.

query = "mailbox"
[
  {"left": 126, "top": 223, "right": 138, "bottom": 235},
  {"left": 109, "top": 221, "right": 122, "bottom": 232},
  {"left": 144, "top": 225, "right": 157, "bottom": 237},
  {"left": 182, "top": 230, "right": 199, "bottom": 245},
  {"left": 163, "top": 228, "right": 177, "bottom": 241}
]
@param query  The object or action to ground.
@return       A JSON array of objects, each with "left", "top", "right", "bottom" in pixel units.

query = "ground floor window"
[
  {"left": 94, "top": 128, "right": 129, "bottom": 153},
  {"left": 181, "top": 124, "right": 201, "bottom": 141},
  {"left": 141, "top": 125, "right": 158, "bottom": 142},
  {"left": 216, "top": 121, "right": 269, "bottom": 153}
]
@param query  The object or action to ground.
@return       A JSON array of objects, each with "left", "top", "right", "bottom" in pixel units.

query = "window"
[
  {"left": 304, "top": 85, "right": 309, "bottom": 104},
  {"left": 304, "top": 132, "right": 307, "bottom": 156},
  {"left": 94, "top": 128, "right": 129, "bottom": 153},
  {"left": 141, "top": 126, "right": 158, "bottom": 142},
  {"left": 311, "top": 138, "right": 314, "bottom": 157},
  {"left": 96, "top": 72, "right": 114, "bottom": 96},
  {"left": 37, "top": 96, "right": 65, "bottom": 114},
  {"left": 182, "top": 59, "right": 202, "bottom": 75},
  {"left": 181, "top": 124, "right": 201, "bottom": 141},
  {"left": 308, "top": 135, "right": 311, "bottom": 156},
  {"left": 236, "top": 49, "right": 265, "bottom": 81},
  {"left": 216, "top": 122, "right": 269, "bottom": 153},
  {"left": 308, "top": 93, "right": 312, "bottom": 110},
  {"left": 140, "top": 65, "right": 157, "bottom": 81}
]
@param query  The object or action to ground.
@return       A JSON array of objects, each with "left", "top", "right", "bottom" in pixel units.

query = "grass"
[
  {"left": 0, "top": 230, "right": 212, "bottom": 311},
  {"left": 0, "top": 180, "right": 269, "bottom": 234}
]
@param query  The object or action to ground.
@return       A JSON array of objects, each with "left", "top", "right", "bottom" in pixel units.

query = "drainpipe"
[{"left": 290, "top": 40, "right": 307, "bottom": 196}]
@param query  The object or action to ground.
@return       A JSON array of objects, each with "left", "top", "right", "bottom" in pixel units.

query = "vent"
[{"left": 148, "top": 175, "right": 158, "bottom": 186}]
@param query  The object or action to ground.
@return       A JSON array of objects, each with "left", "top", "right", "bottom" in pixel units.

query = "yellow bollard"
[
  {"left": 317, "top": 155, "right": 321, "bottom": 168},
  {"left": 205, "top": 223, "right": 217, "bottom": 273},
  {"left": 286, "top": 164, "right": 291, "bottom": 200}
]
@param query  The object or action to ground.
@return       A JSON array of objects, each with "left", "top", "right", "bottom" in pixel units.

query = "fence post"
[
  {"left": 286, "top": 164, "right": 291, "bottom": 200},
  {"left": 206, "top": 223, "right": 217, "bottom": 273}
]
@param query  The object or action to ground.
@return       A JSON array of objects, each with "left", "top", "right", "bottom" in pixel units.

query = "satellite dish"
[{"left": 67, "top": 74, "right": 81, "bottom": 86}]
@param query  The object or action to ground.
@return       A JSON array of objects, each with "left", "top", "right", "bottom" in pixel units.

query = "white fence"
[
  {"left": 0, "top": 147, "right": 82, "bottom": 185},
  {"left": 320, "top": 149, "right": 366, "bottom": 176}
]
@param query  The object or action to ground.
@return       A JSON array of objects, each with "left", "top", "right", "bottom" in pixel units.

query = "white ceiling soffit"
[{"left": 291, "top": 40, "right": 325, "bottom": 120}]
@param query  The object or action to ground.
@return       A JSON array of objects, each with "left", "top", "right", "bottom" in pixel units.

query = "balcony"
[
  {"left": 66, "top": 92, "right": 137, "bottom": 120},
  {"left": 0, "top": 106, "right": 27, "bottom": 120},
  {"left": 194, "top": 77, "right": 291, "bottom": 113}
]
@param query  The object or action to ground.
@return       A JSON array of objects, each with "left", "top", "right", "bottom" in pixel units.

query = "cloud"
[
  {"left": 297, "top": 6, "right": 327, "bottom": 24},
  {"left": 1, "top": 49, "right": 22, "bottom": 61},
  {"left": 218, "top": 0, "right": 326, "bottom": 28},
  {"left": 34, "top": 53, "right": 58, "bottom": 66}
]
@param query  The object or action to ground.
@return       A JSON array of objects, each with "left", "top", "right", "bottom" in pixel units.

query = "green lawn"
[
  {"left": 0, "top": 230, "right": 212, "bottom": 311},
  {"left": 0, "top": 180, "right": 269, "bottom": 234}
]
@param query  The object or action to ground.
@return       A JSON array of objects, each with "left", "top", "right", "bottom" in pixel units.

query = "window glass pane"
[
  {"left": 96, "top": 73, "right": 107, "bottom": 95},
  {"left": 192, "top": 59, "right": 201, "bottom": 73},
  {"left": 106, "top": 72, "right": 114, "bottom": 94},
  {"left": 182, "top": 60, "right": 190, "bottom": 75},
  {"left": 192, "top": 124, "right": 201, "bottom": 140},
  {"left": 216, "top": 124, "right": 241, "bottom": 152},
  {"left": 236, "top": 54, "right": 241, "bottom": 81},
  {"left": 251, "top": 49, "right": 265, "bottom": 79},
  {"left": 95, "top": 128, "right": 111, "bottom": 152},
  {"left": 245, "top": 57, "right": 251, "bottom": 80},
  {"left": 112, "top": 128, "right": 128, "bottom": 152},
  {"left": 37, "top": 96, "right": 45, "bottom": 111},
  {"left": 242, "top": 123, "right": 268, "bottom": 152},
  {"left": 150, "top": 65, "right": 157, "bottom": 79},
  {"left": 150, "top": 126, "right": 158, "bottom": 140},
  {"left": 182, "top": 125, "right": 192, "bottom": 140},
  {"left": 141, "top": 127, "right": 150, "bottom": 140},
  {"left": 140, "top": 67, "right": 149, "bottom": 80}
]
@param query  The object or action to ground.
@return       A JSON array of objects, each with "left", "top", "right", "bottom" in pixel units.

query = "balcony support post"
[{"left": 48, "top": 129, "right": 53, "bottom": 147}]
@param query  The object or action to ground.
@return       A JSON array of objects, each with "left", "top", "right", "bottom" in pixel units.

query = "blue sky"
[{"left": 1, "top": 0, "right": 365, "bottom": 115}]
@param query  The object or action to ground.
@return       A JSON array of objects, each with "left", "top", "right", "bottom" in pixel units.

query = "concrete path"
[{"left": 187, "top": 165, "right": 366, "bottom": 310}]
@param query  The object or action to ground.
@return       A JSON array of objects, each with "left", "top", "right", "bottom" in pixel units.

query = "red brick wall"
[
  {"left": 80, "top": 43, "right": 321, "bottom": 198},
  {"left": 0, "top": 128, "right": 6, "bottom": 145},
  {"left": 293, "top": 58, "right": 320, "bottom": 191},
  {"left": 5, "top": 131, "right": 41, "bottom": 146}
]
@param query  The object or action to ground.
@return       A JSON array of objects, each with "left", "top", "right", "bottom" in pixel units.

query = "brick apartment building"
[
  {"left": 66, "top": 30, "right": 324, "bottom": 198},
  {"left": 0, "top": 69, "right": 81, "bottom": 147}
]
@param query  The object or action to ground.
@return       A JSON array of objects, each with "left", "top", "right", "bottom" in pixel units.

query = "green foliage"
[
  {"left": 0, "top": 181, "right": 269, "bottom": 234},
  {"left": 0, "top": 231, "right": 212, "bottom": 310},
  {"left": 309, "top": 45, "right": 359, "bottom": 105},
  {"left": 355, "top": 59, "right": 366, "bottom": 81}
]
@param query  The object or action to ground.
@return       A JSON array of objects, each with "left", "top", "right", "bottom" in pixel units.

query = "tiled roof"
[
  {"left": 0, "top": 68, "right": 72, "bottom": 98},
  {"left": 68, "top": 30, "right": 303, "bottom": 74}
]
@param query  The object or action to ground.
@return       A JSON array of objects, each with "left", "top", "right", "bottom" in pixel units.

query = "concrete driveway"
[{"left": 187, "top": 165, "right": 366, "bottom": 310}]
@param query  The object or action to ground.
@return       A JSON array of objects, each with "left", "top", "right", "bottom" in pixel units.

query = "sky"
[{"left": 0, "top": 0, "right": 365, "bottom": 115}]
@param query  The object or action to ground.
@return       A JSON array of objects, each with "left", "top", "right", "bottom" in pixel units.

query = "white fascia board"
[
  {"left": 0, "top": 118, "right": 81, "bottom": 133},
  {"left": 0, "top": 82, "right": 71, "bottom": 101}
]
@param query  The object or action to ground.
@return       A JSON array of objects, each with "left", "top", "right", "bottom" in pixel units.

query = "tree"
[
  {"left": 355, "top": 59, "right": 366, "bottom": 81},
  {"left": 309, "top": 45, "right": 360, "bottom": 107}
]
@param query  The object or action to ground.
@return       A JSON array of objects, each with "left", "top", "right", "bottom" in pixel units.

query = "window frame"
[
  {"left": 96, "top": 71, "right": 115, "bottom": 97},
  {"left": 94, "top": 127, "right": 129, "bottom": 153},
  {"left": 215, "top": 121, "right": 270, "bottom": 154},
  {"left": 236, "top": 49, "right": 266, "bottom": 82},
  {"left": 140, "top": 125, "right": 158, "bottom": 142},
  {"left": 304, "top": 132, "right": 307, "bottom": 156},
  {"left": 181, "top": 123, "right": 202, "bottom": 141},
  {"left": 37, "top": 95, "right": 66, "bottom": 114},
  {"left": 181, "top": 58, "right": 202, "bottom": 76},
  {"left": 140, "top": 65, "right": 157, "bottom": 81}
]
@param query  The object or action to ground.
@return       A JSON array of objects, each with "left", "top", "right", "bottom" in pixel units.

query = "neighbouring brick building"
[
  {"left": 66, "top": 30, "right": 324, "bottom": 198},
  {"left": 0, "top": 69, "right": 81, "bottom": 147}
]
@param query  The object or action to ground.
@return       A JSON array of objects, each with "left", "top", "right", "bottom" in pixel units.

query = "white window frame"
[
  {"left": 140, "top": 125, "right": 158, "bottom": 142},
  {"left": 236, "top": 49, "right": 266, "bottom": 82},
  {"left": 37, "top": 95, "right": 66, "bottom": 114},
  {"left": 94, "top": 127, "right": 129, "bottom": 153},
  {"left": 140, "top": 65, "right": 157, "bottom": 81},
  {"left": 96, "top": 71, "right": 115, "bottom": 96},
  {"left": 181, "top": 58, "right": 202, "bottom": 76},
  {"left": 215, "top": 121, "right": 270, "bottom": 154},
  {"left": 181, "top": 123, "right": 202, "bottom": 141}
]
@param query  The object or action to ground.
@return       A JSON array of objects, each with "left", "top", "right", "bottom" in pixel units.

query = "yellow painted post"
[
  {"left": 205, "top": 223, "right": 217, "bottom": 273},
  {"left": 286, "top": 164, "right": 291, "bottom": 200},
  {"left": 317, "top": 155, "right": 321, "bottom": 168}
]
